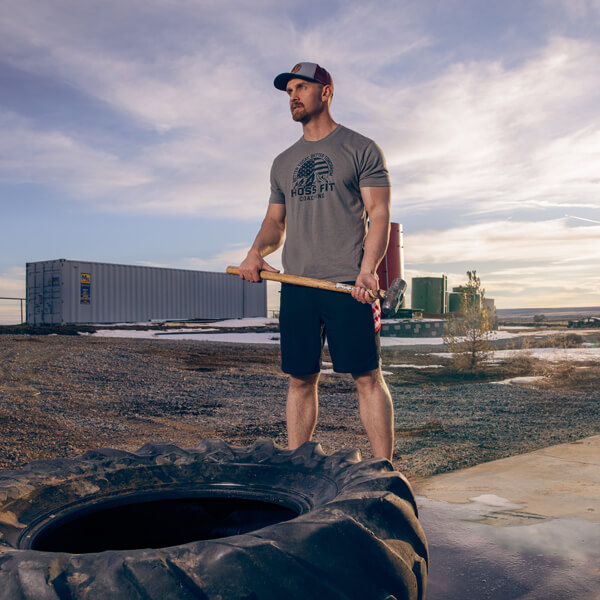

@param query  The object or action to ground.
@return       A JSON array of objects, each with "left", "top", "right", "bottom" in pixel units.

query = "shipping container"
[{"left": 26, "top": 259, "right": 266, "bottom": 325}]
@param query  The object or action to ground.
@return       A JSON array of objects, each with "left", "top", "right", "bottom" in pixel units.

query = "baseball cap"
[{"left": 274, "top": 62, "right": 333, "bottom": 91}]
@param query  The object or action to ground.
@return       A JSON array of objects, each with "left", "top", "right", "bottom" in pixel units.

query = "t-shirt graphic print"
[{"left": 291, "top": 153, "right": 335, "bottom": 202}]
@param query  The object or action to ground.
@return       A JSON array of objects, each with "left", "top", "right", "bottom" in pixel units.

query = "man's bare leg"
[
  {"left": 353, "top": 368, "right": 394, "bottom": 460},
  {"left": 286, "top": 373, "right": 320, "bottom": 449}
]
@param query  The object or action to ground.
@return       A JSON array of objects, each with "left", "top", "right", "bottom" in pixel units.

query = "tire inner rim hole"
[{"left": 30, "top": 496, "right": 299, "bottom": 553}]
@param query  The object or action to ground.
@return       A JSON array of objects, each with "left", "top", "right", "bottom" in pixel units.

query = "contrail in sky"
[{"left": 565, "top": 214, "right": 600, "bottom": 225}]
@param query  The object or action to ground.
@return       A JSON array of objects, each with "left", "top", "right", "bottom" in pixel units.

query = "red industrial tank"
[{"left": 376, "top": 223, "right": 404, "bottom": 291}]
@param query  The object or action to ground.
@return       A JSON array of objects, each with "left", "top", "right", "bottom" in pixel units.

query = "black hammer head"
[{"left": 381, "top": 278, "right": 407, "bottom": 316}]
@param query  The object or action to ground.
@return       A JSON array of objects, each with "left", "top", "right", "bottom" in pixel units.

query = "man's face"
[{"left": 285, "top": 78, "right": 327, "bottom": 123}]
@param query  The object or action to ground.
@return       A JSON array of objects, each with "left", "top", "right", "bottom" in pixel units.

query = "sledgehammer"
[{"left": 226, "top": 266, "right": 407, "bottom": 317}]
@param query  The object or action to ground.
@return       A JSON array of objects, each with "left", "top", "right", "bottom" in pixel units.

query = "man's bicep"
[
  {"left": 360, "top": 186, "right": 391, "bottom": 216},
  {"left": 265, "top": 202, "right": 286, "bottom": 227}
]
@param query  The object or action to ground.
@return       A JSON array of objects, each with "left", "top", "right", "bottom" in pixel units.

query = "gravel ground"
[{"left": 0, "top": 332, "right": 598, "bottom": 479}]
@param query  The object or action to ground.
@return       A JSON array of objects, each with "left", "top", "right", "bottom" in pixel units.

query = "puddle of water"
[{"left": 417, "top": 496, "right": 600, "bottom": 600}]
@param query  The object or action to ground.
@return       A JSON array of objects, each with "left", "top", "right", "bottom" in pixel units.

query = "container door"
[
  {"left": 41, "top": 265, "right": 62, "bottom": 324},
  {"left": 27, "top": 262, "right": 62, "bottom": 324}
]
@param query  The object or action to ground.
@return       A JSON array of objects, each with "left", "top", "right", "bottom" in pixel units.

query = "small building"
[{"left": 26, "top": 259, "right": 266, "bottom": 325}]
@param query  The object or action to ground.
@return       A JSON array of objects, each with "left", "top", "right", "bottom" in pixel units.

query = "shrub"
[{"left": 443, "top": 271, "right": 494, "bottom": 372}]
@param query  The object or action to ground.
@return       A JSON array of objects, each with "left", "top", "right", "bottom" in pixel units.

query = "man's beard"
[{"left": 291, "top": 104, "right": 308, "bottom": 122}]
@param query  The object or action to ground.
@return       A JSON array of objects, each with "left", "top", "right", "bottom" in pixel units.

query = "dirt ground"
[{"left": 0, "top": 327, "right": 599, "bottom": 479}]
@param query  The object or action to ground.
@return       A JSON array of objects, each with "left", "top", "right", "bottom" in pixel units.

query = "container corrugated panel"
[{"left": 26, "top": 259, "right": 266, "bottom": 325}]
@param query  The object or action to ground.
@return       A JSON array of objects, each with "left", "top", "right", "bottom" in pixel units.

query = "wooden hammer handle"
[{"left": 226, "top": 265, "right": 356, "bottom": 294}]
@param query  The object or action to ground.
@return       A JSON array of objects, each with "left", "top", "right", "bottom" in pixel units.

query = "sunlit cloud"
[
  {"left": 0, "top": 267, "right": 26, "bottom": 325},
  {"left": 2, "top": 4, "right": 600, "bottom": 220},
  {"left": 405, "top": 219, "right": 600, "bottom": 307},
  {"left": 406, "top": 219, "right": 600, "bottom": 264},
  {"left": 380, "top": 37, "right": 600, "bottom": 215}
]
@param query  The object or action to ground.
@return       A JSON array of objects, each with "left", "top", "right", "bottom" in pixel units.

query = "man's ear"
[{"left": 322, "top": 84, "right": 333, "bottom": 104}]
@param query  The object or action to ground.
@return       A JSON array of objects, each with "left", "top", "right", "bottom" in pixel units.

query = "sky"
[{"left": 1, "top": 0, "right": 600, "bottom": 323}]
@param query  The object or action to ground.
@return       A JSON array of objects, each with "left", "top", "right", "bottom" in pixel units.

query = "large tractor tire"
[{"left": 0, "top": 439, "right": 428, "bottom": 599}]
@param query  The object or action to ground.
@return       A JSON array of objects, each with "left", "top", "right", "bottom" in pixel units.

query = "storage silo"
[
  {"left": 448, "top": 292, "right": 463, "bottom": 313},
  {"left": 376, "top": 223, "right": 404, "bottom": 290},
  {"left": 451, "top": 286, "right": 481, "bottom": 310},
  {"left": 411, "top": 276, "right": 448, "bottom": 314}
]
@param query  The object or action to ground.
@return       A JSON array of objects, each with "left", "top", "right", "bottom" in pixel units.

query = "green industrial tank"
[
  {"left": 448, "top": 292, "right": 463, "bottom": 313},
  {"left": 411, "top": 276, "right": 448, "bottom": 314},
  {"left": 450, "top": 286, "right": 481, "bottom": 311}
]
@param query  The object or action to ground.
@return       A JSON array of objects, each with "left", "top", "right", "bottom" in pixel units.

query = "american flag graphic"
[
  {"left": 295, "top": 156, "right": 330, "bottom": 186},
  {"left": 372, "top": 299, "right": 381, "bottom": 333}
]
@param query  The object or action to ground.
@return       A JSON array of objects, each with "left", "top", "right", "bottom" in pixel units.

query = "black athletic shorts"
[{"left": 279, "top": 282, "right": 381, "bottom": 376}]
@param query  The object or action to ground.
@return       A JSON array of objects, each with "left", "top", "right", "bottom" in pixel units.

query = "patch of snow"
[
  {"left": 387, "top": 364, "right": 445, "bottom": 369},
  {"left": 90, "top": 329, "right": 281, "bottom": 344},
  {"left": 433, "top": 347, "right": 600, "bottom": 363},
  {"left": 321, "top": 367, "right": 392, "bottom": 376},
  {"left": 469, "top": 494, "right": 524, "bottom": 510},
  {"left": 380, "top": 337, "right": 446, "bottom": 346},
  {"left": 210, "top": 317, "right": 278, "bottom": 328},
  {"left": 493, "top": 376, "right": 546, "bottom": 385}
]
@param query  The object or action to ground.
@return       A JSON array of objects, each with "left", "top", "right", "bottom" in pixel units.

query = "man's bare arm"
[
  {"left": 239, "top": 203, "right": 287, "bottom": 282},
  {"left": 352, "top": 186, "right": 391, "bottom": 304}
]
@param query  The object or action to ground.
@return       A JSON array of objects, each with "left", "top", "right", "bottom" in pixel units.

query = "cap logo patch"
[{"left": 291, "top": 64, "right": 302, "bottom": 73}]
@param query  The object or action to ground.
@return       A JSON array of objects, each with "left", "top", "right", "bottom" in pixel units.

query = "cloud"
[
  {"left": 361, "top": 36, "right": 600, "bottom": 216},
  {"left": 0, "top": 1, "right": 291, "bottom": 215},
  {"left": 3, "top": 3, "right": 599, "bottom": 224},
  {"left": 404, "top": 218, "right": 600, "bottom": 306},
  {"left": 0, "top": 1, "right": 428, "bottom": 219},
  {"left": 0, "top": 267, "right": 26, "bottom": 324},
  {"left": 406, "top": 218, "right": 600, "bottom": 264},
  {"left": 0, "top": 110, "right": 152, "bottom": 194},
  {"left": 548, "top": 0, "right": 600, "bottom": 20},
  {"left": 0, "top": 266, "right": 25, "bottom": 295}
]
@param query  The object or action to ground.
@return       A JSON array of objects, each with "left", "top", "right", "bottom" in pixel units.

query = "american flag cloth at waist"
[{"left": 372, "top": 299, "right": 381, "bottom": 333}]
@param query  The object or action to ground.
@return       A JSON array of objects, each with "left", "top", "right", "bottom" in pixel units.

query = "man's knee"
[
  {"left": 289, "top": 372, "right": 320, "bottom": 391},
  {"left": 352, "top": 368, "right": 386, "bottom": 392}
]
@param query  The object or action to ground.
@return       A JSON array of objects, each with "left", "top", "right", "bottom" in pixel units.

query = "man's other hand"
[
  {"left": 352, "top": 271, "right": 379, "bottom": 304},
  {"left": 238, "top": 252, "right": 280, "bottom": 282}
]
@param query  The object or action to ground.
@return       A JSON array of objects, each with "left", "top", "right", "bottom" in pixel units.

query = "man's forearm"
[
  {"left": 246, "top": 203, "right": 287, "bottom": 260},
  {"left": 248, "top": 218, "right": 285, "bottom": 259}
]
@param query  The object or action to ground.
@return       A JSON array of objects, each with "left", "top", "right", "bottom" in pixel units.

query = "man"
[{"left": 238, "top": 62, "right": 394, "bottom": 460}]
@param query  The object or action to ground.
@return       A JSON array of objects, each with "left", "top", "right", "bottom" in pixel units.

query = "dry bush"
[
  {"left": 512, "top": 354, "right": 536, "bottom": 374},
  {"left": 526, "top": 333, "right": 584, "bottom": 349},
  {"left": 443, "top": 271, "right": 494, "bottom": 373},
  {"left": 501, "top": 338, "right": 537, "bottom": 375},
  {"left": 537, "top": 361, "right": 600, "bottom": 392}
]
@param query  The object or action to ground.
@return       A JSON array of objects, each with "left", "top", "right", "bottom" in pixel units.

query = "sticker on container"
[{"left": 80, "top": 273, "right": 91, "bottom": 304}]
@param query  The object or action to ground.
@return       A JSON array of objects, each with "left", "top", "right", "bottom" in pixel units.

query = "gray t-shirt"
[{"left": 269, "top": 125, "right": 390, "bottom": 282}]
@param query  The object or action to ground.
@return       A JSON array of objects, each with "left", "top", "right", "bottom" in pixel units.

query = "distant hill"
[{"left": 496, "top": 306, "right": 600, "bottom": 321}]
